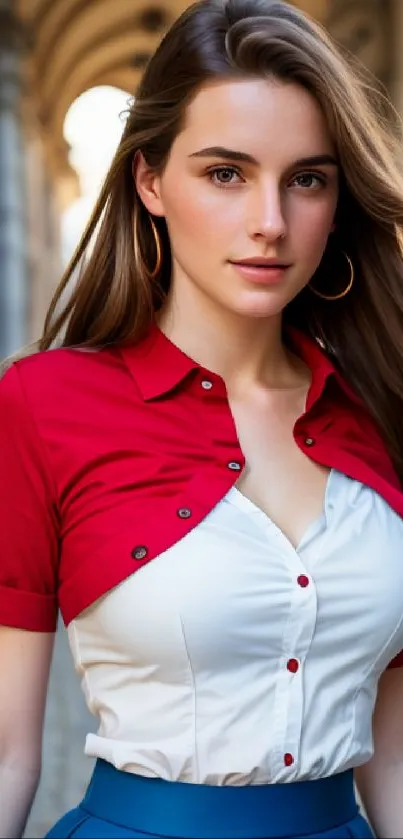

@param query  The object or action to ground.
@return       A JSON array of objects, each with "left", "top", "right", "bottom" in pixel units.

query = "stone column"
[{"left": 0, "top": 0, "right": 29, "bottom": 357}]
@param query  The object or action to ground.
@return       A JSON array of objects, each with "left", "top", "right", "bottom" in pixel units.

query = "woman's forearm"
[
  {"left": 355, "top": 759, "right": 403, "bottom": 838},
  {"left": 0, "top": 761, "right": 40, "bottom": 839}
]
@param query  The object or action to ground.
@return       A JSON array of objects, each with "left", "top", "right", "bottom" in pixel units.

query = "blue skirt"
[{"left": 45, "top": 758, "right": 374, "bottom": 839}]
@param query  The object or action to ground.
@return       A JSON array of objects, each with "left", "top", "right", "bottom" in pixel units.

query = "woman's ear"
[{"left": 132, "top": 151, "right": 165, "bottom": 217}]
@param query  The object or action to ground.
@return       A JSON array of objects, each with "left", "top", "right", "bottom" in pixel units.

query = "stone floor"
[{"left": 24, "top": 624, "right": 96, "bottom": 838}]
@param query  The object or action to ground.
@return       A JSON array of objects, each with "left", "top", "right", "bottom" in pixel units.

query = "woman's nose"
[{"left": 247, "top": 186, "right": 287, "bottom": 242}]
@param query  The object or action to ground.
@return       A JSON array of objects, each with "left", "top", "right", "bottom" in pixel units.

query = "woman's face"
[{"left": 136, "top": 77, "right": 339, "bottom": 320}]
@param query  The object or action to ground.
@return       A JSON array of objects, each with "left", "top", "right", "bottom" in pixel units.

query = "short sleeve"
[
  {"left": 0, "top": 363, "right": 59, "bottom": 631},
  {"left": 387, "top": 651, "right": 403, "bottom": 669}
]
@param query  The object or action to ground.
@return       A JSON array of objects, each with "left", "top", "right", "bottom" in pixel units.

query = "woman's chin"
[{"left": 226, "top": 293, "right": 287, "bottom": 320}]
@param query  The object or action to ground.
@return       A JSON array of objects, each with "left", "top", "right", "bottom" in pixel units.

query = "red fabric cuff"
[{"left": 0, "top": 583, "right": 58, "bottom": 632}]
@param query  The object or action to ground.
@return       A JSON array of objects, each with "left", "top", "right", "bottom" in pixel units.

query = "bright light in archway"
[{"left": 62, "top": 85, "right": 131, "bottom": 265}]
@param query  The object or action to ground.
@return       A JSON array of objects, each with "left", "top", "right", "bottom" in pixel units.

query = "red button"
[
  {"left": 287, "top": 658, "right": 299, "bottom": 673},
  {"left": 297, "top": 574, "right": 309, "bottom": 588},
  {"left": 284, "top": 753, "right": 294, "bottom": 766}
]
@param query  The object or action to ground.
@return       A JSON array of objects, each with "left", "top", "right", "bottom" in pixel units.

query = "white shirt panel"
[{"left": 67, "top": 469, "right": 403, "bottom": 784}]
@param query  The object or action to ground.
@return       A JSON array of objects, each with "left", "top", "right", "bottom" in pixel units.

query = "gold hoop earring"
[
  {"left": 308, "top": 252, "right": 354, "bottom": 301},
  {"left": 134, "top": 207, "right": 163, "bottom": 279},
  {"left": 147, "top": 215, "right": 162, "bottom": 279}
]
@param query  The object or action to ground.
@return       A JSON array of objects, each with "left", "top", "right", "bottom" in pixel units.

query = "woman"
[{"left": 1, "top": 0, "right": 403, "bottom": 836}]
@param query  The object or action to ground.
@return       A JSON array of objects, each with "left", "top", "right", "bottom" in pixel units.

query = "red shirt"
[{"left": 1, "top": 323, "right": 402, "bottom": 667}]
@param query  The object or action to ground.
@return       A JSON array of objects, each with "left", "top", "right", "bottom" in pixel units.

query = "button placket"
[
  {"left": 271, "top": 548, "right": 317, "bottom": 778},
  {"left": 285, "top": 566, "right": 318, "bottom": 773}
]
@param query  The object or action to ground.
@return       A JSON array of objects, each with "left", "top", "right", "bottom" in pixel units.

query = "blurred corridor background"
[{"left": 1, "top": 0, "right": 403, "bottom": 835}]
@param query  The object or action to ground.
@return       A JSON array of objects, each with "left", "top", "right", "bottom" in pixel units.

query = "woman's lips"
[{"left": 230, "top": 261, "right": 290, "bottom": 284}]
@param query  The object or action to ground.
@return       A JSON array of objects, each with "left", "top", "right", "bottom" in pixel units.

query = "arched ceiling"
[
  {"left": 17, "top": 0, "right": 180, "bottom": 140},
  {"left": 15, "top": 0, "right": 390, "bottom": 193},
  {"left": 16, "top": 0, "right": 331, "bottom": 140}
]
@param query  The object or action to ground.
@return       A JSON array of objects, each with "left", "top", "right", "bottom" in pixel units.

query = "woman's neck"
[{"left": 156, "top": 296, "right": 309, "bottom": 394}]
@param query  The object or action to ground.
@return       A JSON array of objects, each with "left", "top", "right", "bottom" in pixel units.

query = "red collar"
[
  {"left": 285, "top": 328, "right": 364, "bottom": 411},
  {"left": 121, "top": 321, "right": 199, "bottom": 401},
  {"left": 120, "top": 322, "right": 359, "bottom": 409}
]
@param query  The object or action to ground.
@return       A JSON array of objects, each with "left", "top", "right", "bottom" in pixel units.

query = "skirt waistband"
[{"left": 80, "top": 759, "right": 359, "bottom": 839}]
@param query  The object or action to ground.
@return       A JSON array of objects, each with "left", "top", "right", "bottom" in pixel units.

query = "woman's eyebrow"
[
  {"left": 293, "top": 154, "right": 338, "bottom": 167},
  {"left": 189, "top": 146, "right": 259, "bottom": 163},
  {"left": 189, "top": 146, "right": 338, "bottom": 167}
]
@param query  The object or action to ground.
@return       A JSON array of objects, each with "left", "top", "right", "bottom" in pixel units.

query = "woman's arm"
[
  {"left": 355, "top": 667, "right": 403, "bottom": 838},
  {"left": 0, "top": 627, "right": 54, "bottom": 839}
]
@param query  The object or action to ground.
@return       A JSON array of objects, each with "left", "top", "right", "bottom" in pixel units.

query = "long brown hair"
[{"left": 40, "top": 0, "right": 403, "bottom": 481}]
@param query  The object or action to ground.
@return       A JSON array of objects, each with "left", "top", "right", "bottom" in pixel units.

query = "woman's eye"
[
  {"left": 208, "top": 166, "right": 243, "bottom": 186},
  {"left": 291, "top": 172, "right": 325, "bottom": 189}
]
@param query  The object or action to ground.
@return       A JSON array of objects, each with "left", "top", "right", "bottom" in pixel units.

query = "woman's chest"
[
  {"left": 229, "top": 392, "right": 330, "bottom": 549},
  {"left": 78, "top": 476, "right": 403, "bottom": 680},
  {"left": 55, "top": 383, "right": 403, "bottom": 626}
]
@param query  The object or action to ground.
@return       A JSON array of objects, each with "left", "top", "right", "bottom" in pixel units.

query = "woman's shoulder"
[
  {"left": 0, "top": 345, "right": 124, "bottom": 413},
  {"left": 3, "top": 343, "right": 123, "bottom": 374}
]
